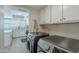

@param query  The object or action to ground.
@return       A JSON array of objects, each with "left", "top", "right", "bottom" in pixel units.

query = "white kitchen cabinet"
[
  {"left": 0, "top": 6, "right": 3, "bottom": 16},
  {"left": 39, "top": 6, "right": 51, "bottom": 24},
  {"left": 39, "top": 8, "right": 45, "bottom": 24},
  {"left": 51, "top": 5, "right": 62, "bottom": 24},
  {"left": 40, "top": 5, "right": 79, "bottom": 25},
  {"left": 63, "top": 5, "right": 79, "bottom": 23},
  {"left": 44, "top": 6, "right": 51, "bottom": 24}
]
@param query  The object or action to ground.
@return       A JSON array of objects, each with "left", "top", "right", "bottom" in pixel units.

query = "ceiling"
[{"left": 14, "top": 5, "right": 46, "bottom": 10}]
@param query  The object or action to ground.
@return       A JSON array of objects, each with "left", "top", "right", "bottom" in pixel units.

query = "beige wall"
[
  {"left": 29, "top": 9, "right": 40, "bottom": 32},
  {"left": 39, "top": 23, "right": 79, "bottom": 40},
  {"left": 29, "top": 9, "right": 47, "bottom": 32}
]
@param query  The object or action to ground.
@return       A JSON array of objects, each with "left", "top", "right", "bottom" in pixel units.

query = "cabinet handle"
[
  {"left": 60, "top": 19, "right": 62, "bottom": 21},
  {"left": 60, "top": 18, "right": 66, "bottom": 21},
  {"left": 63, "top": 18, "right": 66, "bottom": 20}
]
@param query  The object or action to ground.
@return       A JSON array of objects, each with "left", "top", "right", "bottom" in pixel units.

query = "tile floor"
[{"left": 0, "top": 37, "right": 30, "bottom": 53}]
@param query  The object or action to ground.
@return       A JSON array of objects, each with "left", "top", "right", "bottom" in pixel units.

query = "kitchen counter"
[
  {"left": 41, "top": 35, "right": 79, "bottom": 53},
  {"left": 29, "top": 32, "right": 49, "bottom": 37}
]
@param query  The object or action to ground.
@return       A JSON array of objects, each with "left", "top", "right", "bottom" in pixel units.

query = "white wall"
[{"left": 40, "top": 23, "right": 79, "bottom": 40}]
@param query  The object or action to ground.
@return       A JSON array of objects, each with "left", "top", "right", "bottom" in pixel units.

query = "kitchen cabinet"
[
  {"left": 51, "top": 5, "right": 62, "bottom": 24},
  {"left": 0, "top": 6, "right": 3, "bottom": 16},
  {"left": 63, "top": 5, "right": 79, "bottom": 23},
  {"left": 40, "top": 5, "right": 79, "bottom": 25},
  {"left": 39, "top": 7, "right": 45, "bottom": 24},
  {"left": 40, "top": 5, "right": 62, "bottom": 25},
  {"left": 39, "top": 6, "right": 51, "bottom": 24},
  {"left": 44, "top": 6, "right": 51, "bottom": 24}
]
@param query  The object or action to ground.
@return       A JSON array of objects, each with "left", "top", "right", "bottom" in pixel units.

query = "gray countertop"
[
  {"left": 41, "top": 35, "right": 79, "bottom": 53},
  {"left": 29, "top": 32, "right": 49, "bottom": 36}
]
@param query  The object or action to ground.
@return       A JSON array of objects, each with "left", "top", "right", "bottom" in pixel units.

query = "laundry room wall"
[{"left": 39, "top": 23, "right": 79, "bottom": 40}]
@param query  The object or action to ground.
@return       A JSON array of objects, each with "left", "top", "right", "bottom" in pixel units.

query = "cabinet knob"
[
  {"left": 63, "top": 18, "right": 66, "bottom": 20},
  {"left": 60, "top": 18, "right": 66, "bottom": 21},
  {"left": 60, "top": 19, "right": 62, "bottom": 21}
]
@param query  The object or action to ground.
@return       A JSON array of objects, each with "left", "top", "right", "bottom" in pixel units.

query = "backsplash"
[{"left": 40, "top": 23, "right": 79, "bottom": 40}]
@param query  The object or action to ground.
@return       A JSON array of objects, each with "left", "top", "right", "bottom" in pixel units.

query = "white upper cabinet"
[
  {"left": 51, "top": 5, "right": 62, "bottom": 23},
  {"left": 44, "top": 6, "right": 51, "bottom": 24},
  {"left": 39, "top": 6, "right": 51, "bottom": 24},
  {"left": 0, "top": 6, "right": 3, "bottom": 15},
  {"left": 63, "top": 5, "right": 79, "bottom": 22},
  {"left": 39, "top": 5, "right": 79, "bottom": 25},
  {"left": 39, "top": 7, "right": 45, "bottom": 24}
]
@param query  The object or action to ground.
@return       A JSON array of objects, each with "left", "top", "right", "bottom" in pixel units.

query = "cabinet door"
[
  {"left": 39, "top": 8, "right": 45, "bottom": 24},
  {"left": 39, "top": 6, "right": 51, "bottom": 24},
  {"left": 51, "top": 5, "right": 62, "bottom": 23},
  {"left": 63, "top": 5, "right": 79, "bottom": 22},
  {"left": 44, "top": 6, "right": 51, "bottom": 24}
]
